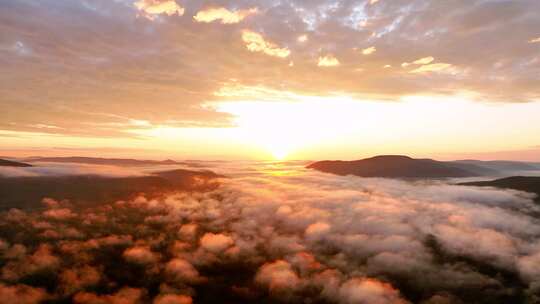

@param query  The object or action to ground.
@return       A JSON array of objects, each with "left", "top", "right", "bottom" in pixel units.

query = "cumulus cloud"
[
  {"left": 43, "top": 208, "right": 77, "bottom": 221},
  {"left": 164, "top": 258, "right": 204, "bottom": 284},
  {"left": 255, "top": 260, "right": 301, "bottom": 293},
  {"left": 338, "top": 278, "right": 407, "bottom": 304},
  {"left": 193, "top": 7, "right": 258, "bottom": 24},
  {"left": 123, "top": 245, "right": 160, "bottom": 265},
  {"left": 153, "top": 294, "right": 192, "bottom": 304},
  {"left": 241, "top": 30, "right": 290, "bottom": 58},
  {"left": 134, "top": 0, "right": 184, "bottom": 20},
  {"left": 199, "top": 233, "right": 234, "bottom": 253},
  {"left": 305, "top": 221, "right": 331, "bottom": 240},
  {"left": 2, "top": 244, "right": 60, "bottom": 282},
  {"left": 0, "top": 283, "right": 48, "bottom": 304},
  {"left": 58, "top": 266, "right": 101, "bottom": 295},
  {"left": 73, "top": 287, "right": 145, "bottom": 304},
  {"left": 318, "top": 55, "right": 340, "bottom": 67}
]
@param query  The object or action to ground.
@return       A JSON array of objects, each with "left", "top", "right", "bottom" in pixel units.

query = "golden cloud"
[
  {"left": 529, "top": 37, "right": 540, "bottom": 43},
  {"left": 134, "top": 0, "right": 184, "bottom": 20},
  {"left": 361, "top": 46, "right": 376, "bottom": 55},
  {"left": 413, "top": 56, "right": 435, "bottom": 65},
  {"left": 241, "top": 30, "right": 290, "bottom": 58},
  {"left": 410, "top": 63, "right": 457, "bottom": 74},
  {"left": 297, "top": 34, "right": 308, "bottom": 43},
  {"left": 193, "top": 7, "right": 258, "bottom": 24},
  {"left": 318, "top": 55, "right": 340, "bottom": 67}
]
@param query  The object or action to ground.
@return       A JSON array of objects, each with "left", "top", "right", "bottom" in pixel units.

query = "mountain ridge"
[
  {"left": 0, "top": 158, "right": 32, "bottom": 167},
  {"left": 23, "top": 156, "right": 185, "bottom": 166},
  {"left": 307, "top": 155, "right": 539, "bottom": 178}
]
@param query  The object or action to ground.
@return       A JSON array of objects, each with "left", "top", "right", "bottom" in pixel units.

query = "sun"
[
  {"left": 213, "top": 97, "right": 360, "bottom": 160},
  {"left": 269, "top": 146, "right": 289, "bottom": 160}
]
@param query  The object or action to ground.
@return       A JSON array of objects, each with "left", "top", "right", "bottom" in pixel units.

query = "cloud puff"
[
  {"left": 529, "top": 37, "right": 540, "bottom": 43},
  {"left": 43, "top": 208, "right": 77, "bottom": 221},
  {"left": 241, "top": 30, "right": 290, "bottom": 58},
  {"left": 123, "top": 245, "right": 160, "bottom": 265},
  {"left": 153, "top": 294, "right": 192, "bottom": 304},
  {"left": 73, "top": 287, "right": 145, "bottom": 304},
  {"left": 58, "top": 266, "right": 101, "bottom": 295},
  {"left": 305, "top": 221, "right": 331, "bottom": 239},
  {"left": 0, "top": 283, "right": 48, "bottom": 304},
  {"left": 338, "top": 278, "right": 408, "bottom": 304},
  {"left": 318, "top": 55, "right": 340, "bottom": 67},
  {"left": 297, "top": 35, "right": 308, "bottom": 43},
  {"left": 165, "top": 258, "right": 203, "bottom": 284},
  {"left": 134, "top": 0, "right": 184, "bottom": 20},
  {"left": 361, "top": 47, "right": 376, "bottom": 55},
  {"left": 2, "top": 244, "right": 60, "bottom": 282},
  {"left": 200, "top": 233, "right": 234, "bottom": 253},
  {"left": 194, "top": 7, "right": 258, "bottom": 24},
  {"left": 255, "top": 260, "right": 301, "bottom": 292}
]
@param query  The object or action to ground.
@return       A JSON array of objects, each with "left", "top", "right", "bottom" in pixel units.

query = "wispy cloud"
[
  {"left": 241, "top": 30, "right": 290, "bottom": 58},
  {"left": 194, "top": 7, "right": 258, "bottom": 24},
  {"left": 134, "top": 0, "right": 184, "bottom": 20},
  {"left": 410, "top": 63, "right": 457, "bottom": 74},
  {"left": 361, "top": 46, "right": 376, "bottom": 55}
]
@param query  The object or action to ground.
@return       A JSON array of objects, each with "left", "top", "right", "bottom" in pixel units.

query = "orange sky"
[{"left": 1, "top": 0, "right": 540, "bottom": 161}]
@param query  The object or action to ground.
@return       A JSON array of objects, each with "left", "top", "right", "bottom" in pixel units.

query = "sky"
[{"left": 1, "top": 0, "right": 540, "bottom": 160}]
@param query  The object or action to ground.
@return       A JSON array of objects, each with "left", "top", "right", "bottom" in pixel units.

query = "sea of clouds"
[{"left": 1, "top": 161, "right": 540, "bottom": 303}]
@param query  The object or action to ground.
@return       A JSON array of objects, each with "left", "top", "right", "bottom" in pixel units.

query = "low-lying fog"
[{"left": 1, "top": 161, "right": 540, "bottom": 303}]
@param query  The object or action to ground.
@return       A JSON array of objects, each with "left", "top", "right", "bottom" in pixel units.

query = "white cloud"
[
  {"left": 241, "top": 30, "right": 291, "bottom": 58},
  {"left": 361, "top": 46, "right": 376, "bottom": 55},
  {"left": 318, "top": 55, "right": 340, "bottom": 67},
  {"left": 410, "top": 63, "right": 457, "bottom": 74},
  {"left": 297, "top": 35, "right": 308, "bottom": 43},
  {"left": 413, "top": 56, "right": 435, "bottom": 65},
  {"left": 193, "top": 7, "right": 258, "bottom": 24},
  {"left": 134, "top": 0, "right": 185, "bottom": 20}
]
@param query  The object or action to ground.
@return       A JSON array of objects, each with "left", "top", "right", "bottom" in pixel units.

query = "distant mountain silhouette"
[
  {"left": 0, "top": 168, "right": 224, "bottom": 211},
  {"left": 307, "top": 155, "right": 488, "bottom": 178},
  {"left": 460, "top": 176, "right": 540, "bottom": 201},
  {"left": 451, "top": 160, "right": 540, "bottom": 172},
  {"left": 24, "top": 156, "right": 185, "bottom": 166},
  {"left": 0, "top": 158, "right": 32, "bottom": 167}
]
